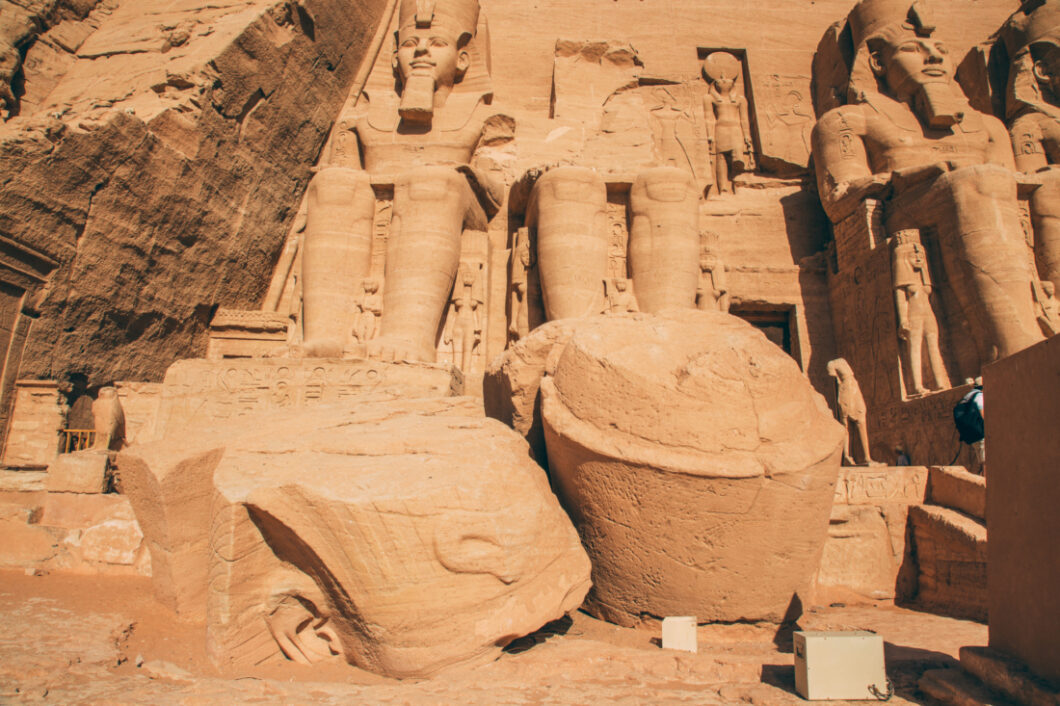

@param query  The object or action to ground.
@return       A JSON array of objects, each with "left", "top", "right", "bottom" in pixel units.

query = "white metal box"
[
  {"left": 794, "top": 631, "right": 888, "bottom": 700},
  {"left": 661, "top": 616, "right": 697, "bottom": 653}
]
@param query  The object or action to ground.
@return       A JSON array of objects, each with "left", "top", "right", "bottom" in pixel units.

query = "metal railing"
[{"left": 61, "top": 429, "right": 95, "bottom": 454}]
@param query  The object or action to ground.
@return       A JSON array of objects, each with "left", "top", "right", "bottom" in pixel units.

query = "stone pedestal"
[
  {"left": 154, "top": 357, "right": 462, "bottom": 439},
  {"left": 45, "top": 451, "right": 109, "bottom": 494}
]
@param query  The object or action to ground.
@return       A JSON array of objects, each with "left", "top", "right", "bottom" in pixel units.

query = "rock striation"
[{"left": 0, "top": 0, "right": 388, "bottom": 385}]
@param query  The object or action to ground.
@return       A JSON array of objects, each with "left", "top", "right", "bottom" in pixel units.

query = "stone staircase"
[
  {"left": 908, "top": 466, "right": 987, "bottom": 622},
  {"left": 910, "top": 469, "right": 1060, "bottom": 705}
]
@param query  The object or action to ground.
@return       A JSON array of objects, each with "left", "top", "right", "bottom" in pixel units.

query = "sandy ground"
[{"left": 0, "top": 570, "right": 985, "bottom": 704}]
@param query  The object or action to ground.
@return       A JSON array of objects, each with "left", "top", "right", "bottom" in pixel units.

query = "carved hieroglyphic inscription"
[
  {"left": 156, "top": 359, "right": 461, "bottom": 437},
  {"left": 834, "top": 466, "right": 928, "bottom": 505},
  {"left": 755, "top": 73, "right": 814, "bottom": 170}
]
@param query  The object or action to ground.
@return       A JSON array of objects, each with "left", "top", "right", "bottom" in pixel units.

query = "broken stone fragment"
[
  {"left": 541, "top": 310, "right": 844, "bottom": 626},
  {"left": 119, "top": 395, "right": 591, "bottom": 678}
]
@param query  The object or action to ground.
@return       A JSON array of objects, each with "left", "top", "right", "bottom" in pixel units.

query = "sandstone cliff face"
[{"left": 0, "top": 0, "right": 386, "bottom": 386}]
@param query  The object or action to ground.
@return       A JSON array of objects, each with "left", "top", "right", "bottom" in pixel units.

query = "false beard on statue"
[
  {"left": 400, "top": 74, "right": 436, "bottom": 122},
  {"left": 912, "top": 82, "right": 965, "bottom": 129}
]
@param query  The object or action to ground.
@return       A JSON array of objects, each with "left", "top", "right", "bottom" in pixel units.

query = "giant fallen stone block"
[
  {"left": 119, "top": 394, "right": 591, "bottom": 678},
  {"left": 541, "top": 310, "right": 844, "bottom": 626}
]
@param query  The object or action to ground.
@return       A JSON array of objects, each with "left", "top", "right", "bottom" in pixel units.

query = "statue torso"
[
  {"left": 856, "top": 93, "right": 995, "bottom": 174},
  {"left": 354, "top": 92, "right": 490, "bottom": 181}
]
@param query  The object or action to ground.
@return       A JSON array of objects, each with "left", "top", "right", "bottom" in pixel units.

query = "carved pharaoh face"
[
  {"left": 222, "top": 431, "right": 589, "bottom": 678},
  {"left": 871, "top": 34, "right": 954, "bottom": 96},
  {"left": 393, "top": 25, "right": 469, "bottom": 90}
]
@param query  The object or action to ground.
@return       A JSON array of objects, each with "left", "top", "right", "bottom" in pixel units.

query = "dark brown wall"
[{"left": 984, "top": 335, "right": 1060, "bottom": 686}]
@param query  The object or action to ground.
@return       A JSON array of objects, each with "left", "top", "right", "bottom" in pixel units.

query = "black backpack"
[{"left": 953, "top": 388, "right": 984, "bottom": 444}]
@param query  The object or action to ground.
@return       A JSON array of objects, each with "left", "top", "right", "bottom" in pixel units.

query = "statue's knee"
[
  {"left": 396, "top": 166, "right": 469, "bottom": 204},
  {"left": 632, "top": 166, "right": 698, "bottom": 204},
  {"left": 533, "top": 166, "right": 605, "bottom": 205},
  {"left": 308, "top": 167, "right": 372, "bottom": 206},
  {"left": 940, "top": 163, "right": 1015, "bottom": 199}
]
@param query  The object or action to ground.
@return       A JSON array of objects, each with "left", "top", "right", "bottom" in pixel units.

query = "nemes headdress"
[
  {"left": 398, "top": 0, "right": 479, "bottom": 41},
  {"left": 999, "top": 0, "right": 1060, "bottom": 118},
  {"left": 846, "top": 0, "right": 937, "bottom": 97},
  {"left": 847, "top": 0, "right": 935, "bottom": 50}
]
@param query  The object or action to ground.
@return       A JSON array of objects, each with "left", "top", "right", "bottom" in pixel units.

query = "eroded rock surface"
[
  {"left": 483, "top": 318, "right": 581, "bottom": 464},
  {"left": 541, "top": 310, "right": 844, "bottom": 626},
  {"left": 0, "top": 0, "right": 387, "bottom": 385}
]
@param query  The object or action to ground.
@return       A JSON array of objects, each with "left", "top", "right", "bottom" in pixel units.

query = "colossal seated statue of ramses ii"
[
  {"left": 301, "top": 0, "right": 509, "bottom": 362},
  {"left": 1001, "top": 0, "right": 1060, "bottom": 299},
  {"left": 812, "top": 0, "right": 1043, "bottom": 363}
]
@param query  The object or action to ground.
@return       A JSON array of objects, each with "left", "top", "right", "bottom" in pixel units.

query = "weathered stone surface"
[
  {"left": 0, "top": 489, "right": 152, "bottom": 574},
  {"left": 960, "top": 646, "right": 1060, "bottom": 706},
  {"left": 483, "top": 318, "right": 580, "bottom": 464},
  {"left": 0, "top": 520, "right": 61, "bottom": 566},
  {"left": 928, "top": 466, "right": 986, "bottom": 523},
  {"left": 817, "top": 505, "right": 899, "bottom": 602},
  {"left": 118, "top": 394, "right": 591, "bottom": 677},
  {"left": 909, "top": 504, "right": 987, "bottom": 622},
  {"left": 0, "top": 470, "right": 47, "bottom": 492},
  {"left": 816, "top": 465, "right": 928, "bottom": 605},
  {"left": 919, "top": 668, "right": 1017, "bottom": 706},
  {"left": 40, "top": 489, "right": 134, "bottom": 527},
  {"left": 76, "top": 517, "right": 143, "bottom": 566},
  {"left": 541, "top": 310, "right": 844, "bottom": 625},
  {"left": 0, "top": 0, "right": 388, "bottom": 386},
  {"left": 45, "top": 449, "right": 108, "bottom": 493},
  {"left": 153, "top": 357, "right": 462, "bottom": 439},
  {"left": 2, "top": 381, "right": 63, "bottom": 468}
]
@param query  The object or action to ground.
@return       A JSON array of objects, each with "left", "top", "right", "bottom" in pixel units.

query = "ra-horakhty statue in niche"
[
  {"left": 301, "top": 0, "right": 511, "bottom": 362},
  {"left": 812, "top": 0, "right": 1043, "bottom": 364},
  {"left": 702, "top": 51, "right": 756, "bottom": 196}
]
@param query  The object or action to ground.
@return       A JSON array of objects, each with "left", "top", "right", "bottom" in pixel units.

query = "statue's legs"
[
  {"left": 714, "top": 151, "right": 733, "bottom": 195},
  {"left": 853, "top": 419, "right": 873, "bottom": 465},
  {"left": 528, "top": 167, "right": 608, "bottom": 321},
  {"left": 460, "top": 325, "right": 474, "bottom": 373},
  {"left": 629, "top": 167, "right": 700, "bottom": 313},
  {"left": 905, "top": 322, "right": 926, "bottom": 395},
  {"left": 302, "top": 168, "right": 375, "bottom": 357},
  {"left": 921, "top": 297, "right": 950, "bottom": 390},
  {"left": 840, "top": 414, "right": 853, "bottom": 465},
  {"left": 1030, "top": 175, "right": 1060, "bottom": 292},
  {"left": 888, "top": 165, "right": 1043, "bottom": 362},
  {"left": 372, "top": 166, "right": 473, "bottom": 363}
]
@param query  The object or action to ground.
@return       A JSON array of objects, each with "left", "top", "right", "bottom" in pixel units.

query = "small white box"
[
  {"left": 794, "top": 631, "right": 888, "bottom": 700},
  {"left": 661, "top": 616, "right": 697, "bottom": 653}
]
